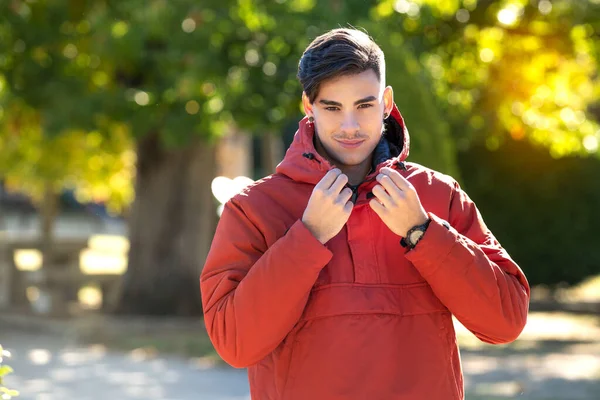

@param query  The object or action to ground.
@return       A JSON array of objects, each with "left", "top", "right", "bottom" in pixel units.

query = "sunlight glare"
[
  {"left": 88, "top": 234, "right": 129, "bottom": 254},
  {"left": 78, "top": 285, "right": 103, "bottom": 309},
  {"left": 497, "top": 6, "right": 520, "bottom": 27},
  {"left": 394, "top": 0, "right": 410, "bottom": 13},
  {"left": 28, "top": 349, "right": 52, "bottom": 365},
  {"left": 538, "top": 0, "right": 552, "bottom": 15},
  {"left": 14, "top": 249, "right": 43, "bottom": 271},
  {"left": 134, "top": 91, "right": 149, "bottom": 106},
  {"left": 211, "top": 176, "right": 255, "bottom": 205},
  {"left": 456, "top": 9, "right": 470, "bottom": 23},
  {"left": 181, "top": 18, "right": 196, "bottom": 33},
  {"left": 583, "top": 135, "right": 598, "bottom": 152},
  {"left": 79, "top": 249, "right": 127, "bottom": 275},
  {"left": 479, "top": 48, "right": 494, "bottom": 63}
]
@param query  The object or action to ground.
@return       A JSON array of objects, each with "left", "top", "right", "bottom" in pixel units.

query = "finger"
[
  {"left": 328, "top": 173, "right": 349, "bottom": 195},
  {"left": 376, "top": 173, "right": 404, "bottom": 200},
  {"left": 343, "top": 201, "right": 354, "bottom": 215},
  {"left": 381, "top": 167, "right": 412, "bottom": 191},
  {"left": 337, "top": 187, "right": 353, "bottom": 204},
  {"left": 315, "top": 168, "right": 342, "bottom": 191},
  {"left": 369, "top": 198, "right": 385, "bottom": 216},
  {"left": 372, "top": 184, "right": 394, "bottom": 209}
]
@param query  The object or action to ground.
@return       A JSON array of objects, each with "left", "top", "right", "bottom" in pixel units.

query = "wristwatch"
[{"left": 402, "top": 218, "right": 431, "bottom": 249}]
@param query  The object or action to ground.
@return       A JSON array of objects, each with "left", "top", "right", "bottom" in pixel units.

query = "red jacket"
[{"left": 200, "top": 104, "right": 530, "bottom": 400}]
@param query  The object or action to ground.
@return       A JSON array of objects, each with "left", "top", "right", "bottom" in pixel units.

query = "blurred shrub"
[
  {"left": 0, "top": 344, "right": 18, "bottom": 399},
  {"left": 459, "top": 139, "right": 600, "bottom": 286}
]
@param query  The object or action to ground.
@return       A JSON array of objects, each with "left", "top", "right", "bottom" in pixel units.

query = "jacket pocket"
[
  {"left": 280, "top": 322, "right": 314, "bottom": 400},
  {"left": 437, "top": 311, "right": 455, "bottom": 354},
  {"left": 437, "top": 312, "right": 463, "bottom": 399}
]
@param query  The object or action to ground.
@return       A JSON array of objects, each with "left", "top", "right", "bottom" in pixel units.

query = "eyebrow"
[{"left": 318, "top": 96, "right": 378, "bottom": 107}]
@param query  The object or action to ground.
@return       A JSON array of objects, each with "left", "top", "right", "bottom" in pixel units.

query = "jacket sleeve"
[
  {"left": 200, "top": 198, "right": 332, "bottom": 368},
  {"left": 406, "top": 180, "right": 530, "bottom": 344}
]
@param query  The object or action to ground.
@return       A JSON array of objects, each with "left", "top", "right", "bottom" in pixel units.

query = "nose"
[{"left": 340, "top": 113, "right": 359, "bottom": 135}]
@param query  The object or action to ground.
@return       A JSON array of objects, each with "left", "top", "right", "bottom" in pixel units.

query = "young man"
[{"left": 200, "top": 28, "right": 530, "bottom": 400}]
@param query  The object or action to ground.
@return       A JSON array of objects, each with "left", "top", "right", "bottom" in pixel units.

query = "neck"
[
  {"left": 314, "top": 136, "right": 372, "bottom": 186},
  {"left": 339, "top": 161, "right": 372, "bottom": 186}
]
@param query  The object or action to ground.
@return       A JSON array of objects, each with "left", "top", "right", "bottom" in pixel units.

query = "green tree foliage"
[
  {"left": 0, "top": 2, "right": 134, "bottom": 212},
  {"left": 5, "top": 0, "right": 598, "bottom": 309},
  {"left": 0, "top": 1, "right": 459, "bottom": 202},
  {"left": 377, "top": 0, "right": 600, "bottom": 158},
  {"left": 459, "top": 140, "right": 600, "bottom": 286},
  {"left": 0, "top": 0, "right": 460, "bottom": 314},
  {"left": 83, "top": 0, "right": 458, "bottom": 176},
  {"left": 372, "top": 0, "right": 600, "bottom": 286}
]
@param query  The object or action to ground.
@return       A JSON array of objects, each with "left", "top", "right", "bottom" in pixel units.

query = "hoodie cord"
[
  {"left": 395, "top": 161, "right": 408, "bottom": 171},
  {"left": 302, "top": 152, "right": 321, "bottom": 163}
]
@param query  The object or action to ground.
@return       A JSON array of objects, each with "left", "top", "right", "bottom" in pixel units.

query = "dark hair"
[{"left": 297, "top": 28, "right": 385, "bottom": 103}]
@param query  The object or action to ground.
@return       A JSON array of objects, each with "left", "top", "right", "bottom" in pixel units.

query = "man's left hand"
[{"left": 369, "top": 167, "right": 429, "bottom": 238}]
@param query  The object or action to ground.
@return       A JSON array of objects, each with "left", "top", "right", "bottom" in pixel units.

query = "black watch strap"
[{"left": 401, "top": 218, "right": 431, "bottom": 249}]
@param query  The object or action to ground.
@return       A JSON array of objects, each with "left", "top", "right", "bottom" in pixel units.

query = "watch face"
[{"left": 409, "top": 230, "right": 424, "bottom": 244}]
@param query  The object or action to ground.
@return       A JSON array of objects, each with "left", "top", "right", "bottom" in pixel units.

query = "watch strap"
[{"left": 401, "top": 218, "right": 431, "bottom": 249}]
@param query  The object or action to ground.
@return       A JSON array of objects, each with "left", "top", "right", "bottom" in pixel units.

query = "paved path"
[
  {"left": 1, "top": 331, "right": 250, "bottom": 400},
  {"left": 2, "top": 312, "right": 600, "bottom": 400}
]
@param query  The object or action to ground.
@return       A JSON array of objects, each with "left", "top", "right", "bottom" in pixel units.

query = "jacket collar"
[{"left": 275, "top": 103, "right": 410, "bottom": 185}]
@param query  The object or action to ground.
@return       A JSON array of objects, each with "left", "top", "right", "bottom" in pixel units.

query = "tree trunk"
[
  {"left": 40, "top": 182, "right": 58, "bottom": 258},
  {"left": 24, "top": 183, "right": 63, "bottom": 314},
  {"left": 115, "top": 133, "right": 217, "bottom": 316},
  {"left": 261, "top": 132, "right": 284, "bottom": 176},
  {"left": 215, "top": 127, "right": 253, "bottom": 178}
]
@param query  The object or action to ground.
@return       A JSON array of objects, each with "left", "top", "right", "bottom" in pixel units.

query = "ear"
[
  {"left": 383, "top": 86, "right": 394, "bottom": 117},
  {"left": 302, "top": 92, "right": 314, "bottom": 118}
]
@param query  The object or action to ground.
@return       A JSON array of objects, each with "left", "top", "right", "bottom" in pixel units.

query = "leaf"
[{"left": 0, "top": 388, "right": 20, "bottom": 398}]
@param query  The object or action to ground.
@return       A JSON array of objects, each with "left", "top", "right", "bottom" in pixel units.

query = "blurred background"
[{"left": 0, "top": 0, "right": 599, "bottom": 399}]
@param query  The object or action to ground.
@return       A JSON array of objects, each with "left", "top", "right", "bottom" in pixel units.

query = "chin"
[{"left": 333, "top": 154, "right": 370, "bottom": 167}]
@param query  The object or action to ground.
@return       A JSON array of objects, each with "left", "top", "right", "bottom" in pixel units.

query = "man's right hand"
[{"left": 301, "top": 169, "right": 354, "bottom": 244}]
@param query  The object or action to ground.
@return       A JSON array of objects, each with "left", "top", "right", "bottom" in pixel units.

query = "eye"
[
  {"left": 358, "top": 103, "right": 373, "bottom": 109},
  {"left": 325, "top": 106, "right": 340, "bottom": 111}
]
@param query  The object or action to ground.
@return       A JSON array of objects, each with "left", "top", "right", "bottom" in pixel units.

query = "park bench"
[{"left": 0, "top": 234, "right": 127, "bottom": 315}]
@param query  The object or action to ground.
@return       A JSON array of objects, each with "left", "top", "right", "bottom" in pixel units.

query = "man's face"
[{"left": 303, "top": 69, "right": 393, "bottom": 169}]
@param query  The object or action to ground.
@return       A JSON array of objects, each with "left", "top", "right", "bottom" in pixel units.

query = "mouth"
[{"left": 335, "top": 139, "right": 365, "bottom": 149}]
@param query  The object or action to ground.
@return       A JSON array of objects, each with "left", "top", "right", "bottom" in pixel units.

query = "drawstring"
[
  {"left": 302, "top": 152, "right": 321, "bottom": 163},
  {"left": 395, "top": 161, "right": 407, "bottom": 171}
]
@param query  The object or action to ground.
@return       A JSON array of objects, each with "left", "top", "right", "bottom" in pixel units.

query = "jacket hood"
[{"left": 276, "top": 103, "right": 410, "bottom": 185}]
